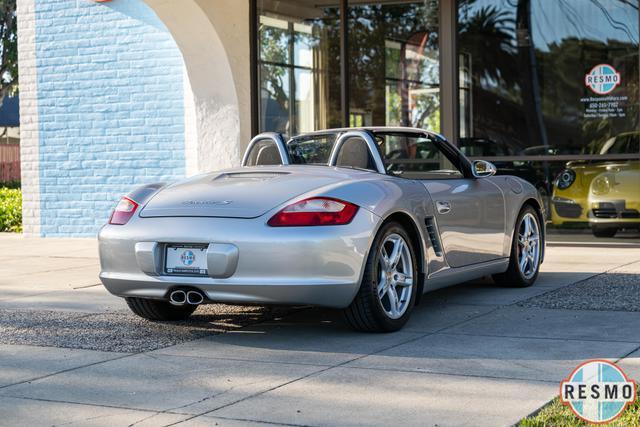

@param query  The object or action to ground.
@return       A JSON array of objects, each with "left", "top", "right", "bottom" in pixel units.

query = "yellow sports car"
[{"left": 551, "top": 132, "right": 640, "bottom": 238}]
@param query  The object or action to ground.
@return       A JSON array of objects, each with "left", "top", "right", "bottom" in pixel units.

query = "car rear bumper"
[
  {"left": 98, "top": 210, "right": 380, "bottom": 308},
  {"left": 99, "top": 273, "right": 360, "bottom": 308}
]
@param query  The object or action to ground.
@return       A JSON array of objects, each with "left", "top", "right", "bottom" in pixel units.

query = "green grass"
[
  {"left": 520, "top": 388, "right": 640, "bottom": 427},
  {"left": 0, "top": 186, "right": 22, "bottom": 232}
]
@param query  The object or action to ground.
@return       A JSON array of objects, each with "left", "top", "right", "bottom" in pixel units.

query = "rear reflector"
[
  {"left": 109, "top": 197, "right": 139, "bottom": 225},
  {"left": 267, "top": 197, "right": 358, "bottom": 227}
]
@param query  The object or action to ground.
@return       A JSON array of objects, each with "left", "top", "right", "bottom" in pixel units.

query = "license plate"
[{"left": 165, "top": 245, "right": 208, "bottom": 276}]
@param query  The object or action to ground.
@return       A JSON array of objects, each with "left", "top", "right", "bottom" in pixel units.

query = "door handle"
[{"left": 436, "top": 200, "right": 451, "bottom": 214}]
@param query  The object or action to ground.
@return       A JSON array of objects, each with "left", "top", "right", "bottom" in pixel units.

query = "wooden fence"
[{"left": 0, "top": 144, "right": 20, "bottom": 183}]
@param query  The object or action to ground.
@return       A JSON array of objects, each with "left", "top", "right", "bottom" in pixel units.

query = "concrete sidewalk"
[{"left": 0, "top": 233, "right": 639, "bottom": 426}]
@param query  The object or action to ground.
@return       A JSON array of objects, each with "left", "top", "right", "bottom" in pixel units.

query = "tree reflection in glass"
[{"left": 349, "top": 1, "right": 440, "bottom": 131}]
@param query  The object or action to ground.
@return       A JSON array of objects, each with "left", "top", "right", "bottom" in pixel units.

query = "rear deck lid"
[{"left": 139, "top": 167, "right": 345, "bottom": 218}]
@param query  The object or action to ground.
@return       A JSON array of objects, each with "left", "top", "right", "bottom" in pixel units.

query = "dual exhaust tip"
[{"left": 169, "top": 289, "right": 204, "bottom": 306}]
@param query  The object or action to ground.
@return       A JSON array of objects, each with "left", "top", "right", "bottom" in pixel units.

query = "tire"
[
  {"left": 125, "top": 297, "right": 197, "bottom": 321},
  {"left": 493, "top": 206, "right": 542, "bottom": 288},
  {"left": 343, "top": 222, "right": 418, "bottom": 332},
  {"left": 591, "top": 227, "right": 617, "bottom": 238}
]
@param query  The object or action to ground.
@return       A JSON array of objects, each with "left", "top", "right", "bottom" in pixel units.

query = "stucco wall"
[
  {"left": 21, "top": 0, "right": 187, "bottom": 236},
  {"left": 144, "top": 0, "right": 250, "bottom": 173},
  {"left": 194, "top": 0, "right": 251, "bottom": 154}
]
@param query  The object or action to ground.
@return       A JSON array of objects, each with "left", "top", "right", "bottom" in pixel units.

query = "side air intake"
[{"left": 425, "top": 217, "right": 443, "bottom": 257}]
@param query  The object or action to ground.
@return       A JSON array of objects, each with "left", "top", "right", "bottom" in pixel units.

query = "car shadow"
[
  {"left": 170, "top": 272, "right": 640, "bottom": 361},
  {"left": 142, "top": 270, "right": 640, "bottom": 390}
]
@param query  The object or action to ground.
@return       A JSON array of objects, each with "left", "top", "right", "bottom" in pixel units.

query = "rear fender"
[{"left": 319, "top": 178, "right": 436, "bottom": 298}]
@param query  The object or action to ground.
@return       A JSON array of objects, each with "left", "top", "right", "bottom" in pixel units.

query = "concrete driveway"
[{"left": 1, "top": 233, "right": 639, "bottom": 426}]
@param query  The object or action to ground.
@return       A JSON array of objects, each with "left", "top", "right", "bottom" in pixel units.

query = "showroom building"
[{"left": 16, "top": 0, "right": 639, "bottom": 236}]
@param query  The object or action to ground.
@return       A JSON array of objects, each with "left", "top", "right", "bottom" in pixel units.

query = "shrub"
[
  {"left": 0, "top": 180, "right": 21, "bottom": 189},
  {"left": 0, "top": 187, "right": 22, "bottom": 232}
]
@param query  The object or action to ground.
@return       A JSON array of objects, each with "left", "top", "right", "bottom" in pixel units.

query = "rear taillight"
[
  {"left": 109, "top": 197, "right": 139, "bottom": 225},
  {"left": 267, "top": 197, "right": 359, "bottom": 227}
]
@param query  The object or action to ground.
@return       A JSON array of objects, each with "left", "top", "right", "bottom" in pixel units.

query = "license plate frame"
[{"left": 164, "top": 244, "right": 208, "bottom": 276}]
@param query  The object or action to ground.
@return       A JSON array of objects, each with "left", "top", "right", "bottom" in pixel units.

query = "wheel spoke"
[
  {"left": 529, "top": 216, "right": 535, "bottom": 235},
  {"left": 386, "top": 286, "right": 399, "bottom": 316},
  {"left": 377, "top": 277, "right": 387, "bottom": 298},
  {"left": 519, "top": 251, "right": 528, "bottom": 271},
  {"left": 379, "top": 245, "right": 390, "bottom": 270},
  {"left": 524, "top": 216, "right": 532, "bottom": 236},
  {"left": 389, "top": 238, "right": 404, "bottom": 270}
]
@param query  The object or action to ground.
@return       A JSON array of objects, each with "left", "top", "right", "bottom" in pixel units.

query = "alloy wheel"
[
  {"left": 517, "top": 213, "right": 540, "bottom": 280},
  {"left": 376, "top": 233, "right": 414, "bottom": 320}
]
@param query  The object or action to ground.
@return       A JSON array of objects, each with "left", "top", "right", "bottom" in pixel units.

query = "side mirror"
[{"left": 472, "top": 160, "right": 497, "bottom": 178}]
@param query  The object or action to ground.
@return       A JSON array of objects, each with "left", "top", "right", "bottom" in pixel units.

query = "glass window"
[
  {"left": 349, "top": 1, "right": 440, "bottom": 131},
  {"left": 587, "top": 132, "right": 640, "bottom": 155},
  {"left": 257, "top": 1, "right": 342, "bottom": 135},
  {"left": 257, "top": 1, "right": 441, "bottom": 134},
  {"left": 457, "top": 0, "right": 639, "bottom": 154},
  {"left": 376, "top": 133, "right": 464, "bottom": 178},
  {"left": 458, "top": 0, "right": 639, "bottom": 238}
]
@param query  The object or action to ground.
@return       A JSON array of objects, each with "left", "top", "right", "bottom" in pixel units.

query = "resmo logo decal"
[
  {"left": 560, "top": 359, "right": 636, "bottom": 424},
  {"left": 180, "top": 250, "right": 195, "bottom": 266},
  {"left": 585, "top": 64, "right": 621, "bottom": 95}
]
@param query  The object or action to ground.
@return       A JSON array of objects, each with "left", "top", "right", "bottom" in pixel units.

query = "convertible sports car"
[{"left": 99, "top": 127, "right": 545, "bottom": 332}]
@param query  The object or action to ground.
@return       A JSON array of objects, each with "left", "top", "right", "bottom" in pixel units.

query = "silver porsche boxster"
[{"left": 99, "top": 127, "right": 545, "bottom": 332}]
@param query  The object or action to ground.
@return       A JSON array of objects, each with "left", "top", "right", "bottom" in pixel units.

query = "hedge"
[{"left": 0, "top": 187, "right": 22, "bottom": 232}]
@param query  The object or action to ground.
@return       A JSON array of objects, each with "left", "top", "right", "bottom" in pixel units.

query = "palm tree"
[{"left": 458, "top": 0, "right": 518, "bottom": 90}]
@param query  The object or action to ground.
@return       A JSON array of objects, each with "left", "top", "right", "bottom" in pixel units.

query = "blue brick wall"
[{"left": 35, "top": 0, "right": 185, "bottom": 236}]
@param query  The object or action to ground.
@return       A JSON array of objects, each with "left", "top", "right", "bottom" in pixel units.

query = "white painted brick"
[{"left": 17, "top": 0, "right": 40, "bottom": 236}]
